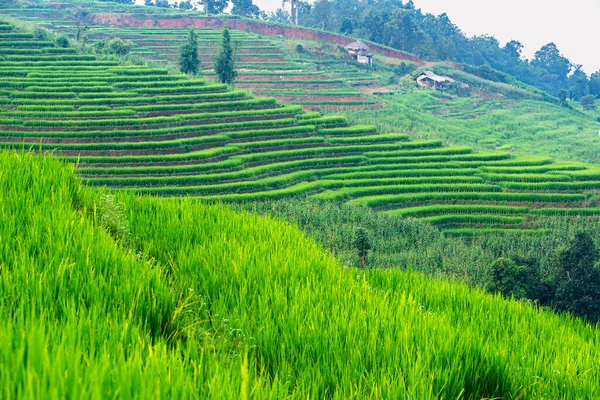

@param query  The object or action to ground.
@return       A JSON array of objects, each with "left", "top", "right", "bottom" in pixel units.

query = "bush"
[
  {"left": 95, "top": 38, "right": 133, "bottom": 56},
  {"left": 55, "top": 35, "right": 70, "bottom": 48},
  {"left": 32, "top": 26, "right": 50, "bottom": 41},
  {"left": 580, "top": 95, "right": 596, "bottom": 111},
  {"left": 295, "top": 43, "right": 304, "bottom": 53}
]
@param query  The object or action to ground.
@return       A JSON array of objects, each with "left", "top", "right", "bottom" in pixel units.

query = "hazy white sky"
[{"left": 254, "top": 0, "right": 600, "bottom": 73}]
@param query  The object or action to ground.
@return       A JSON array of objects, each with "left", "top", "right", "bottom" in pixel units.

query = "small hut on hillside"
[
  {"left": 345, "top": 40, "right": 374, "bottom": 66},
  {"left": 415, "top": 71, "right": 455, "bottom": 90}
]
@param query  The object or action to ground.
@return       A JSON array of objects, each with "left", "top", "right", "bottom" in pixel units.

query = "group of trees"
[
  {"left": 179, "top": 27, "right": 237, "bottom": 85},
  {"left": 488, "top": 232, "right": 600, "bottom": 323}
]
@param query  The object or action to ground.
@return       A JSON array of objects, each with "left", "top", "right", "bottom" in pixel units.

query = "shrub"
[
  {"left": 487, "top": 258, "right": 530, "bottom": 299},
  {"left": 555, "top": 232, "right": 600, "bottom": 323},
  {"left": 352, "top": 227, "right": 371, "bottom": 268},
  {"left": 55, "top": 35, "right": 70, "bottom": 48}
]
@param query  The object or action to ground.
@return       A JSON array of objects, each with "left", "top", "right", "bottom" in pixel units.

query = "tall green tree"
[
  {"left": 202, "top": 0, "right": 229, "bottom": 14},
  {"left": 231, "top": 0, "right": 261, "bottom": 18},
  {"left": 179, "top": 29, "right": 199, "bottom": 75},
  {"left": 569, "top": 65, "right": 589, "bottom": 100},
  {"left": 589, "top": 71, "right": 600, "bottom": 98},
  {"left": 555, "top": 232, "right": 600, "bottom": 323},
  {"left": 214, "top": 26, "right": 237, "bottom": 84}
]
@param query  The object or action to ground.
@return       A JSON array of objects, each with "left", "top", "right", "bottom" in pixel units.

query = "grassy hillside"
[
  {"left": 0, "top": 20, "right": 599, "bottom": 235},
  {"left": 2, "top": 150, "right": 600, "bottom": 398},
  {"left": 2, "top": 0, "right": 598, "bottom": 164}
]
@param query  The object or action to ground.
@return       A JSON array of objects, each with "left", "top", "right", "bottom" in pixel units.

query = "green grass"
[{"left": 3, "top": 151, "right": 600, "bottom": 398}]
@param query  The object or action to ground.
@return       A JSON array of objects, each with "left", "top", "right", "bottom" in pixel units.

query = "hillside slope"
[
  {"left": 2, "top": 0, "right": 598, "bottom": 163},
  {"left": 1, "top": 20, "right": 600, "bottom": 235},
  {"left": 2, "top": 150, "right": 600, "bottom": 398}
]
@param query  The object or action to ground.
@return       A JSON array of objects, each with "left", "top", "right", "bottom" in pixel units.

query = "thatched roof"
[{"left": 345, "top": 40, "right": 370, "bottom": 51}]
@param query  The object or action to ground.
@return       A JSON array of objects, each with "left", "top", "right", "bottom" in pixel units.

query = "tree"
[
  {"left": 503, "top": 40, "right": 523, "bottom": 60},
  {"left": 589, "top": 71, "right": 600, "bottom": 98},
  {"left": 94, "top": 37, "right": 133, "bottom": 56},
  {"left": 144, "top": 0, "right": 154, "bottom": 5},
  {"left": 231, "top": 0, "right": 260, "bottom": 17},
  {"left": 202, "top": 0, "right": 229, "bottom": 14},
  {"left": 339, "top": 18, "right": 353, "bottom": 35},
  {"left": 155, "top": 0, "right": 170, "bottom": 7},
  {"left": 532, "top": 42, "right": 571, "bottom": 84},
  {"left": 266, "top": 9, "right": 291, "bottom": 24},
  {"left": 214, "top": 26, "right": 237, "bottom": 84},
  {"left": 558, "top": 89, "right": 569, "bottom": 107},
  {"left": 282, "top": 0, "right": 299, "bottom": 25},
  {"left": 580, "top": 95, "right": 596, "bottom": 111},
  {"left": 352, "top": 227, "right": 371, "bottom": 268},
  {"left": 75, "top": 24, "right": 89, "bottom": 52},
  {"left": 179, "top": 29, "right": 199, "bottom": 75},
  {"left": 555, "top": 232, "right": 600, "bottom": 323},
  {"left": 487, "top": 258, "right": 529, "bottom": 299},
  {"left": 179, "top": 1, "right": 193, "bottom": 9},
  {"left": 107, "top": 37, "right": 133, "bottom": 56},
  {"left": 569, "top": 65, "right": 589, "bottom": 100}
]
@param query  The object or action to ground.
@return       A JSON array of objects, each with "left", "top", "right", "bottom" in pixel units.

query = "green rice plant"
[
  {"left": 319, "top": 125, "right": 377, "bottom": 136},
  {"left": 479, "top": 164, "right": 588, "bottom": 174},
  {"left": 0, "top": 40, "right": 54, "bottom": 47},
  {"left": 385, "top": 205, "right": 530, "bottom": 218},
  {"left": 500, "top": 181, "right": 600, "bottom": 191},
  {"left": 327, "top": 133, "right": 412, "bottom": 145},
  {"left": 368, "top": 152, "right": 512, "bottom": 165},
  {"left": 349, "top": 192, "right": 586, "bottom": 208},
  {"left": 24, "top": 85, "right": 113, "bottom": 93},
  {"left": 365, "top": 146, "right": 473, "bottom": 158},
  {"left": 530, "top": 208, "right": 600, "bottom": 215},
  {"left": 17, "top": 105, "right": 74, "bottom": 111},
  {"left": 4, "top": 109, "right": 136, "bottom": 118},
  {"left": 296, "top": 115, "right": 348, "bottom": 127},
  {"left": 421, "top": 214, "right": 525, "bottom": 227},
  {"left": 111, "top": 79, "right": 206, "bottom": 89},
  {"left": 479, "top": 173, "right": 572, "bottom": 183},
  {"left": 5, "top": 55, "right": 97, "bottom": 61},
  {"left": 322, "top": 167, "right": 480, "bottom": 180},
  {"left": 316, "top": 183, "right": 502, "bottom": 201},
  {"left": 77, "top": 91, "right": 139, "bottom": 98},
  {"left": 295, "top": 112, "right": 321, "bottom": 120},
  {"left": 10, "top": 91, "right": 77, "bottom": 99},
  {"left": 444, "top": 228, "right": 551, "bottom": 236},
  {"left": 78, "top": 106, "right": 111, "bottom": 111},
  {"left": 42, "top": 47, "right": 78, "bottom": 54}
]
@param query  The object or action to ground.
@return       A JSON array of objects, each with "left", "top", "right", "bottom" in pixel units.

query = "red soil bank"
[{"left": 89, "top": 14, "right": 422, "bottom": 64}]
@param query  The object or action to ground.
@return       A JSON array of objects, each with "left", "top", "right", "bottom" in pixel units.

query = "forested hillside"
[{"left": 283, "top": 0, "right": 600, "bottom": 99}]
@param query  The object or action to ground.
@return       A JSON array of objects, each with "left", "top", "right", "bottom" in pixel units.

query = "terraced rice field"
[
  {"left": 1, "top": 21, "right": 600, "bottom": 235},
  {"left": 0, "top": 3, "right": 380, "bottom": 109}
]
